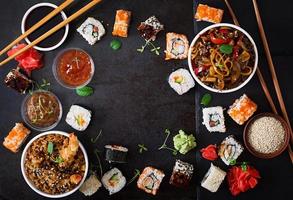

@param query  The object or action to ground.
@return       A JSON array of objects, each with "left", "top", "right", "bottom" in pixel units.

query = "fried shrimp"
[{"left": 59, "top": 133, "right": 79, "bottom": 166}]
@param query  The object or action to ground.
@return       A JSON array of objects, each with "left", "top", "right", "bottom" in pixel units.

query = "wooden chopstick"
[
  {"left": 252, "top": 0, "right": 293, "bottom": 157},
  {"left": 0, "top": 0, "right": 74, "bottom": 56},
  {"left": 0, "top": 0, "right": 102, "bottom": 66},
  {"left": 224, "top": 0, "right": 277, "bottom": 114},
  {"left": 223, "top": 0, "right": 293, "bottom": 163}
]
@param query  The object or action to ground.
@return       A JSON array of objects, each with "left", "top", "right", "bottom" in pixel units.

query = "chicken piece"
[{"left": 59, "top": 133, "right": 79, "bottom": 166}]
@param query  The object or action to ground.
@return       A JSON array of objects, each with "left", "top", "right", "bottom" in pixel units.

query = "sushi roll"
[
  {"left": 218, "top": 135, "right": 244, "bottom": 165},
  {"left": 137, "top": 166, "right": 165, "bottom": 195},
  {"left": 112, "top": 10, "right": 131, "bottom": 37},
  {"left": 165, "top": 32, "right": 189, "bottom": 60},
  {"left": 228, "top": 94, "right": 257, "bottom": 125},
  {"left": 3, "top": 123, "right": 31, "bottom": 153},
  {"left": 169, "top": 160, "right": 194, "bottom": 188},
  {"left": 105, "top": 145, "right": 128, "bottom": 163},
  {"left": 201, "top": 163, "right": 226, "bottom": 193},
  {"left": 77, "top": 17, "right": 106, "bottom": 45},
  {"left": 202, "top": 106, "right": 226, "bottom": 133},
  {"left": 168, "top": 68, "right": 195, "bottom": 95},
  {"left": 79, "top": 174, "right": 102, "bottom": 196},
  {"left": 102, "top": 168, "right": 126, "bottom": 195},
  {"left": 4, "top": 68, "right": 32, "bottom": 94},
  {"left": 195, "top": 4, "right": 224, "bottom": 23},
  {"left": 65, "top": 105, "right": 91, "bottom": 131},
  {"left": 137, "top": 16, "right": 164, "bottom": 41}
]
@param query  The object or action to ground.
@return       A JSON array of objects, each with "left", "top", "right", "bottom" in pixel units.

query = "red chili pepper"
[
  {"left": 210, "top": 32, "right": 230, "bottom": 45},
  {"left": 200, "top": 144, "right": 218, "bottom": 161}
]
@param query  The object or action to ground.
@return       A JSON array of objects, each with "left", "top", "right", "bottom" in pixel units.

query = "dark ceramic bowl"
[{"left": 243, "top": 113, "right": 290, "bottom": 159}]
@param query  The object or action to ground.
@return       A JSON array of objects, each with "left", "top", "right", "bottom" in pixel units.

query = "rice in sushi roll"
[
  {"left": 169, "top": 160, "right": 194, "bottom": 188},
  {"left": 65, "top": 105, "right": 91, "bottom": 131},
  {"left": 218, "top": 135, "right": 244, "bottom": 165},
  {"left": 105, "top": 145, "right": 128, "bottom": 163},
  {"left": 202, "top": 106, "right": 226, "bottom": 133},
  {"left": 168, "top": 68, "right": 195, "bottom": 95},
  {"left": 79, "top": 174, "right": 102, "bottom": 196},
  {"left": 77, "top": 17, "right": 106, "bottom": 45},
  {"left": 137, "top": 166, "right": 165, "bottom": 195},
  {"left": 165, "top": 32, "right": 189, "bottom": 60},
  {"left": 201, "top": 163, "right": 226, "bottom": 193},
  {"left": 102, "top": 168, "right": 126, "bottom": 195}
]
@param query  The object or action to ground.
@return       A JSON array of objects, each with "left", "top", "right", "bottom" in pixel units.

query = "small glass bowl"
[
  {"left": 21, "top": 90, "right": 63, "bottom": 131},
  {"left": 52, "top": 48, "right": 95, "bottom": 89}
]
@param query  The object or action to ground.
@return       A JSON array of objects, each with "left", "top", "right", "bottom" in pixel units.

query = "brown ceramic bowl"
[{"left": 243, "top": 112, "right": 290, "bottom": 159}]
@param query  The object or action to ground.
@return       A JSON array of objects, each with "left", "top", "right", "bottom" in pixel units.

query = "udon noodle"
[{"left": 191, "top": 26, "right": 255, "bottom": 90}]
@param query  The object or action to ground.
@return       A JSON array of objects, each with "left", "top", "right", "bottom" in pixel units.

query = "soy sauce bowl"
[{"left": 21, "top": 2, "right": 69, "bottom": 51}]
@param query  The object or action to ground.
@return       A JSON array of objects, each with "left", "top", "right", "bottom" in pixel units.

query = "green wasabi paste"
[{"left": 173, "top": 130, "right": 196, "bottom": 154}]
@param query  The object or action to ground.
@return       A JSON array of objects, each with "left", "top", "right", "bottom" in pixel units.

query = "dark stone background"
[{"left": 0, "top": 0, "right": 292, "bottom": 200}]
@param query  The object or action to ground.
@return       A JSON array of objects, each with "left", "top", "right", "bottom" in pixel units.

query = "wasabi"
[{"left": 173, "top": 130, "right": 196, "bottom": 154}]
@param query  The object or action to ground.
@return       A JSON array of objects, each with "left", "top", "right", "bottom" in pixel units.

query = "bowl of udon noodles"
[
  {"left": 21, "top": 131, "right": 88, "bottom": 198},
  {"left": 188, "top": 23, "right": 258, "bottom": 93}
]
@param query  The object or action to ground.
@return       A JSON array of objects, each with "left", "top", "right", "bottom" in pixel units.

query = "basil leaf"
[
  {"left": 110, "top": 39, "right": 122, "bottom": 50},
  {"left": 220, "top": 44, "right": 233, "bottom": 54},
  {"left": 47, "top": 142, "right": 54, "bottom": 155},
  {"left": 201, "top": 93, "right": 212, "bottom": 106},
  {"left": 76, "top": 86, "right": 94, "bottom": 97}
]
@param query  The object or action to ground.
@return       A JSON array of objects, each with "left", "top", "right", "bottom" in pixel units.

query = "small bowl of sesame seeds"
[{"left": 243, "top": 113, "right": 290, "bottom": 159}]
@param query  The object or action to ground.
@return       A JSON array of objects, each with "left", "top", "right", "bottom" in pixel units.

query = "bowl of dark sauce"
[{"left": 21, "top": 3, "right": 69, "bottom": 51}]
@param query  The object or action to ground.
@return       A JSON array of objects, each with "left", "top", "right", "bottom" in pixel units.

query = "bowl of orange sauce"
[{"left": 53, "top": 48, "right": 94, "bottom": 89}]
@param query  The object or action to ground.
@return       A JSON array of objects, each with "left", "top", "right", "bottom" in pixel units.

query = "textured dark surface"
[
  {"left": 0, "top": 0, "right": 292, "bottom": 200},
  {"left": 194, "top": 0, "right": 293, "bottom": 200}
]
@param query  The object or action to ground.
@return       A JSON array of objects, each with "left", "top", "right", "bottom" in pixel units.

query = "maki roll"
[
  {"left": 102, "top": 168, "right": 126, "bottom": 195},
  {"left": 165, "top": 32, "right": 189, "bottom": 60},
  {"left": 202, "top": 106, "right": 226, "bottom": 133},
  {"left": 77, "top": 17, "right": 106, "bottom": 45},
  {"left": 201, "top": 163, "right": 226, "bottom": 193},
  {"left": 4, "top": 68, "right": 32, "bottom": 94},
  {"left": 105, "top": 145, "right": 128, "bottom": 163},
  {"left": 228, "top": 94, "right": 257, "bottom": 125},
  {"left": 137, "top": 166, "right": 165, "bottom": 195},
  {"left": 169, "top": 160, "right": 194, "bottom": 188},
  {"left": 168, "top": 68, "right": 195, "bottom": 95},
  {"left": 65, "top": 105, "right": 92, "bottom": 131},
  {"left": 112, "top": 10, "right": 131, "bottom": 37},
  {"left": 137, "top": 16, "right": 164, "bottom": 41},
  {"left": 218, "top": 135, "right": 244, "bottom": 165},
  {"left": 79, "top": 174, "right": 102, "bottom": 196}
]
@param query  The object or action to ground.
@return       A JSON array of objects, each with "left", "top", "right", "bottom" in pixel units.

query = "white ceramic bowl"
[
  {"left": 188, "top": 23, "right": 258, "bottom": 93},
  {"left": 21, "top": 2, "right": 69, "bottom": 51},
  {"left": 21, "top": 131, "right": 89, "bottom": 198}
]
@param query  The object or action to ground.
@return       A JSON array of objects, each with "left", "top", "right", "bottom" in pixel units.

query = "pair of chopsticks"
[
  {"left": 224, "top": 0, "right": 293, "bottom": 164},
  {"left": 0, "top": 0, "right": 102, "bottom": 66}
]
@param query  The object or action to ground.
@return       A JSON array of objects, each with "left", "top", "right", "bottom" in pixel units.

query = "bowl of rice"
[{"left": 243, "top": 113, "right": 290, "bottom": 159}]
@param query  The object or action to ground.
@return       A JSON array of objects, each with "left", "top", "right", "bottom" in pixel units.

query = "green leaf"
[
  {"left": 241, "top": 162, "right": 248, "bottom": 171},
  {"left": 110, "top": 39, "right": 122, "bottom": 50},
  {"left": 47, "top": 142, "right": 54, "bottom": 155},
  {"left": 200, "top": 93, "right": 212, "bottom": 106},
  {"left": 229, "top": 159, "right": 237, "bottom": 165},
  {"left": 53, "top": 156, "right": 64, "bottom": 164},
  {"left": 76, "top": 86, "right": 94, "bottom": 97},
  {"left": 220, "top": 44, "right": 233, "bottom": 54}
]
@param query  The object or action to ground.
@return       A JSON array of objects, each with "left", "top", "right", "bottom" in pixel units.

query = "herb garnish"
[
  {"left": 229, "top": 160, "right": 248, "bottom": 171},
  {"left": 94, "top": 149, "right": 103, "bottom": 179},
  {"left": 76, "top": 86, "right": 94, "bottom": 97},
  {"left": 229, "top": 159, "right": 237, "bottom": 165},
  {"left": 53, "top": 156, "right": 64, "bottom": 164},
  {"left": 158, "top": 129, "right": 178, "bottom": 155},
  {"left": 29, "top": 79, "right": 51, "bottom": 94},
  {"left": 241, "top": 162, "right": 248, "bottom": 171},
  {"left": 127, "top": 169, "right": 141, "bottom": 186},
  {"left": 47, "top": 142, "right": 54, "bottom": 155},
  {"left": 201, "top": 93, "right": 212, "bottom": 106},
  {"left": 91, "top": 130, "right": 103, "bottom": 143},
  {"left": 137, "top": 39, "right": 161, "bottom": 55},
  {"left": 138, "top": 144, "right": 148, "bottom": 154}
]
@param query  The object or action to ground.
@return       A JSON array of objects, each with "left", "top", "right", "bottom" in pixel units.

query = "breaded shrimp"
[{"left": 59, "top": 133, "right": 79, "bottom": 166}]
